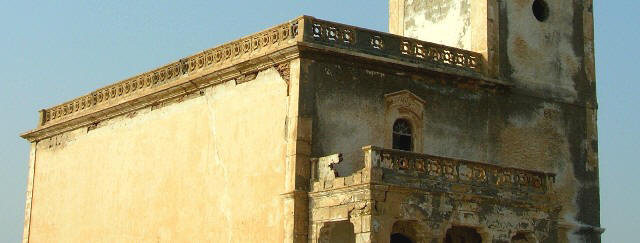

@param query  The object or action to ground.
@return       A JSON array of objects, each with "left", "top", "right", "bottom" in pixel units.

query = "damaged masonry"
[{"left": 20, "top": 0, "right": 601, "bottom": 242}]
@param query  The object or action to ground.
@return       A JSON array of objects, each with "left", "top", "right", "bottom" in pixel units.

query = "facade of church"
[{"left": 20, "top": 0, "right": 601, "bottom": 242}]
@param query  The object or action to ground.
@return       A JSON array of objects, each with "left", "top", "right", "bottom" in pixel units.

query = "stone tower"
[
  {"left": 390, "top": 0, "right": 597, "bottom": 100},
  {"left": 385, "top": 0, "right": 601, "bottom": 242},
  {"left": 20, "top": 1, "right": 600, "bottom": 242}
]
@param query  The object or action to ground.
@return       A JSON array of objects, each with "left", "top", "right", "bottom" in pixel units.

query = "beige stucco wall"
[{"left": 28, "top": 68, "right": 288, "bottom": 242}]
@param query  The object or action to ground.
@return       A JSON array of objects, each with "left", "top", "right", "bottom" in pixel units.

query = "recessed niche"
[{"left": 532, "top": 0, "right": 550, "bottom": 22}]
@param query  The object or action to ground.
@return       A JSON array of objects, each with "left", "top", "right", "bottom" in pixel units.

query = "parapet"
[{"left": 22, "top": 16, "right": 505, "bottom": 142}]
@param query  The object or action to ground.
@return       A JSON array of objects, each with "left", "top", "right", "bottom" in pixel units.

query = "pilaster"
[{"left": 283, "top": 58, "right": 312, "bottom": 243}]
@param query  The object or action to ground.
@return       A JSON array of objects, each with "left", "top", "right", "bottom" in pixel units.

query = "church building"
[{"left": 20, "top": 0, "right": 601, "bottom": 242}]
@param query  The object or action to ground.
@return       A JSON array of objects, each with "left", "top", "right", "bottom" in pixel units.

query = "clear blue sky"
[{"left": 0, "top": 1, "right": 636, "bottom": 242}]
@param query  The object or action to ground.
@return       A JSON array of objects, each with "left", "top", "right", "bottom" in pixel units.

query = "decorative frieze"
[
  {"left": 306, "top": 17, "right": 483, "bottom": 71},
  {"left": 312, "top": 146, "right": 554, "bottom": 195},
  {"left": 370, "top": 147, "right": 553, "bottom": 193},
  {"left": 275, "top": 62, "right": 291, "bottom": 86},
  {"left": 311, "top": 22, "right": 356, "bottom": 45},
  {"left": 400, "top": 40, "right": 479, "bottom": 69}
]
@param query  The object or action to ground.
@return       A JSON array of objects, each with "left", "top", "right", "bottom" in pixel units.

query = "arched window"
[
  {"left": 393, "top": 119, "right": 413, "bottom": 151},
  {"left": 384, "top": 90, "right": 424, "bottom": 153}
]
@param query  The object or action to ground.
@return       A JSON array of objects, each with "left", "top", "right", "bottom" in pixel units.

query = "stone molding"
[{"left": 22, "top": 16, "right": 499, "bottom": 142}]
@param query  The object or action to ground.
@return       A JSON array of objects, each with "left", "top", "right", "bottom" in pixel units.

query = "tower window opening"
[
  {"left": 532, "top": 0, "right": 550, "bottom": 22},
  {"left": 392, "top": 119, "right": 413, "bottom": 151}
]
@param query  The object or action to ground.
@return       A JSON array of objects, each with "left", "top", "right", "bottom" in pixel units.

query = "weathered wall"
[
  {"left": 384, "top": 0, "right": 600, "bottom": 241},
  {"left": 501, "top": 0, "right": 596, "bottom": 105},
  {"left": 28, "top": 68, "right": 288, "bottom": 242},
  {"left": 302, "top": 53, "right": 597, "bottom": 241},
  {"left": 498, "top": 1, "right": 600, "bottom": 241},
  {"left": 305, "top": 59, "right": 492, "bottom": 176},
  {"left": 402, "top": 0, "right": 472, "bottom": 50},
  {"left": 372, "top": 189, "right": 551, "bottom": 243},
  {"left": 392, "top": 0, "right": 596, "bottom": 103}
]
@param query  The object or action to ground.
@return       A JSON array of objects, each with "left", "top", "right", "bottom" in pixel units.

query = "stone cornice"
[
  {"left": 297, "top": 42, "right": 510, "bottom": 88},
  {"left": 21, "top": 17, "right": 303, "bottom": 142},
  {"left": 22, "top": 16, "right": 502, "bottom": 142},
  {"left": 21, "top": 46, "right": 301, "bottom": 142}
]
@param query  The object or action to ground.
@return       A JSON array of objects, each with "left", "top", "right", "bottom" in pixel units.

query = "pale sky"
[{"left": 1, "top": 1, "right": 637, "bottom": 242}]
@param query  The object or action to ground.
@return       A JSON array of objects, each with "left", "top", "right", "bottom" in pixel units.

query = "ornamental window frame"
[{"left": 384, "top": 90, "right": 425, "bottom": 153}]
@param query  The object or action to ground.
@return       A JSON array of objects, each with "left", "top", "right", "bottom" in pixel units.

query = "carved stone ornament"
[
  {"left": 384, "top": 90, "right": 425, "bottom": 152},
  {"left": 275, "top": 62, "right": 290, "bottom": 83}
]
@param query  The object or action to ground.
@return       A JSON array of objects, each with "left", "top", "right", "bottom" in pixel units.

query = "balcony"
[{"left": 311, "top": 146, "right": 555, "bottom": 201}]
